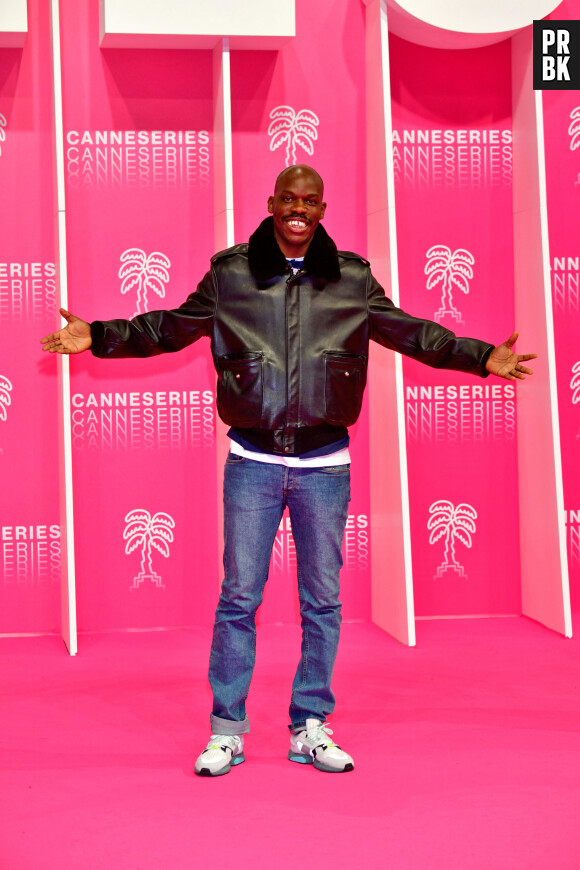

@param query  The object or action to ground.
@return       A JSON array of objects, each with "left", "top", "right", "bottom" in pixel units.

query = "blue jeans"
[{"left": 209, "top": 453, "right": 351, "bottom": 735}]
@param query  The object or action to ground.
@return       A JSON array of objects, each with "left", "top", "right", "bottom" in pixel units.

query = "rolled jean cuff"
[{"left": 210, "top": 713, "right": 250, "bottom": 736}]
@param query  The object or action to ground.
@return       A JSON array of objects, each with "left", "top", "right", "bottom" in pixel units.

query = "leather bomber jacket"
[{"left": 90, "top": 217, "right": 494, "bottom": 455}]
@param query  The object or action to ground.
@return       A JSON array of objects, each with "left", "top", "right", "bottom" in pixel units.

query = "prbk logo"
[
  {"left": 565, "top": 509, "right": 580, "bottom": 565},
  {"left": 271, "top": 513, "right": 369, "bottom": 574},
  {"left": 0, "top": 113, "right": 6, "bottom": 155},
  {"left": 268, "top": 107, "right": 319, "bottom": 168},
  {"left": 0, "top": 375, "right": 12, "bottom": 424},
  {"left": 392, "top": 127, "right": 512, "bottom": 189},
  {"left": 71, "top": 388, "right": 215, "bottom": 451},
  {"left": 428, "top": 500, "right": 477, "bottom": 580},
  {"left": 123, "top": 509, "right": 175, "bottom": 589},
  {"left": 119, "top": 249, "right": 171, "bottom": 318},
  {"left": 425, "top": 245, "right": 474, "bottom": 325},
  {"left": 0, "top": 262, "right": 57, "bottom": 321},
  {"left": 65, "top": 129, "right": 210, "bottom": 189},
  {"left": 2, "top": 524, "right": 61, "bottom": 584},
  {"left": 405, "top": 383, "right": 515, "bottom": 443},
  {"left": 533, "top": 21, "right": 580, "bottom": 90},
  {"left": 552, "top": 256, "right": 579, "bottom": 314}
]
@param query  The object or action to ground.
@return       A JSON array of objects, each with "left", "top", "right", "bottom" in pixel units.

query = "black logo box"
[{"left": 533, "top": 20, "right": 580, "bottom": 90}]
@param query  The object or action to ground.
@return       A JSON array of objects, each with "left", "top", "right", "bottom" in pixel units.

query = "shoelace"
[
  {"left": 306, "top": 724, "right": 336, "bottom": 747},
  {"left": 205, "top": 734, "right": 240, "bottom": 752}
]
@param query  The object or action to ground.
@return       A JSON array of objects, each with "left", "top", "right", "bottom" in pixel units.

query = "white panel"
[
  {"left": 385, "top": 0, "right": 561, "bottom": 49},
  {"left": 50, "top": 0, "right": 77, "bottom": 656},
  {"left": 511, "top": 28, "right": 571, "bottom": 638},
  {"left": 213, "top": 39, "right": 235, "bottom": 593},
  {"left": 389, "top": 0, "right": 561, "bottom": 34},
  {"left": 0, "top": 0, "right": 27, "bottom": 46},
  {"left": 100, "top": 0, "right": 295, "bottom": 48},
  {"left": 366, "top": 0, "right": 416, "bottom": 647}
]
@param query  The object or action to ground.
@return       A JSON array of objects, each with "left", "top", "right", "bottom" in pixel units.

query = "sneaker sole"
[
  {"left": 195, "top": 753, "right": 245, "bottom": 777},
  {"left": 288, "top": 750, "right": 354, "bottom": 772},
  {"left": 288, "top": 749, "right": 313, "bottom": 765},
  {"left": 313, "top": 758, "right": 354, "bottom": 773}
]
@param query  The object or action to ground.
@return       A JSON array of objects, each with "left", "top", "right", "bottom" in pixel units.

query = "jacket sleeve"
[
  {"left": 90, "top": 269, "right": 216, "bottom": 359},
  {"left": 367, "top": 272, "right": 494, "bottom": 378}
]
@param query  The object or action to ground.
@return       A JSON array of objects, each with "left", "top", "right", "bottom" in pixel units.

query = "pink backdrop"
[
  {"left": 545, "top": 0, "right": 580, "bottom": 614},
  {"left": 0, "top": 0, "right": 60, "bottom": 634},
  {"left": 230, "top": 0, "right": 371, "bottom": 625},
  {"left": 0, "top": 0, "right": 576, "bottom": 636},
  {"left": 390, "top": 35, "right": 521, "bottom": 616},
  {"left": 60, "top": 0, "right": 218, "bottom": 631}
]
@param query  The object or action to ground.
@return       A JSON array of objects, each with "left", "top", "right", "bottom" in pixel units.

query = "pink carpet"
[{"left": 2, "top": 618, "right": 579, "bottom": 869}]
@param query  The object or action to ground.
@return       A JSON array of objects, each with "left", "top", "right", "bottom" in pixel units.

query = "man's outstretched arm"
[
  {"left": 41, "top": 308, "right": 92, "bottom": 354},
  {"left": 484, "top": 332, "right": 537, "bottom": 380},
  {"left": 367, "top": 274, "right": 537, "bottom": 379}
]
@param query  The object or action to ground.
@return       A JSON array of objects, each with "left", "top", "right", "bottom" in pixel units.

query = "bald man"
[{"left": 42, "top": 165, "right": 535, "bottom": 776}]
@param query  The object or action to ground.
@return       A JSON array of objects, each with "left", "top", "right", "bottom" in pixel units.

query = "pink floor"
[{"left": 2, "top": 617, "right": 579, "bottom": 869}]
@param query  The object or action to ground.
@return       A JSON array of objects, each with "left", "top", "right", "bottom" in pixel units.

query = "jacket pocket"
[
  {"left": 324, "top": 351, "right": 366, "bottom": 426},
  {"left": 216, "top": 352, "right": 264, "bottom": 426}
]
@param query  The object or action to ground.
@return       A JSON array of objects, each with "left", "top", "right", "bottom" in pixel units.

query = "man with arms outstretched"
[{"left": 42, "top": 164, "right": 536, "bottom": 776}]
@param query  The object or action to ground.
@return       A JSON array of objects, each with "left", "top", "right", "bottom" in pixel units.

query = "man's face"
[{"left": 267, "top": 168, "right": 326, "bottom": 258}]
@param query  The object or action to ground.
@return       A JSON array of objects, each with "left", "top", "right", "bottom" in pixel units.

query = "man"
[{"left": 42, "top": 164, "right": 536, "bottom": 776}]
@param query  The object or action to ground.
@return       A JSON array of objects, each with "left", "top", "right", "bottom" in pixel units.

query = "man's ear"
[
  {"left": 267, "top": 196, "right": 274, "bottom": 214},
  {"left": 320, "top": 202, "right": 327, "bottom": 219}
]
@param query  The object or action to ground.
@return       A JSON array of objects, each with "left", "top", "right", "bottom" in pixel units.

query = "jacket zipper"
[{"left": 284, "top": 268, "right": 305, "bottom": 448}]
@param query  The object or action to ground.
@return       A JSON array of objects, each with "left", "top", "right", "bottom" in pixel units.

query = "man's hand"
[
  {"left": 485, "top": 332, "right": 537, "bottom": 380},
  {"left": 41, "top": 308, "right": 92, "bottom": 354}
]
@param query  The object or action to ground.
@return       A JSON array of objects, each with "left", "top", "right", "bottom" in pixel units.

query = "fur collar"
[{"left": 247, "top": 217, "right": 341, "bottom": 283}]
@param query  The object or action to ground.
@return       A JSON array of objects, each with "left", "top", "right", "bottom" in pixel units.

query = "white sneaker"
[
  {"left": 194, "top": 734, "right": 245, "bottom": 777},
  {"left": 288, "top": 719, "right": 354, "bottom": 772}
]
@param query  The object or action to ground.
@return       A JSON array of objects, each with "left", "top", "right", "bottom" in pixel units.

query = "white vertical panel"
[
  {"left": 50, "top": 0, "right": 77, "bottom": 655},
  {"left": 511, "top": 28, "right": 571, "bottom": 637},
  {"left": 213, "top": 38, "right": 235, "bottom": 589},
  {"left": 365, "top": 0, "right": 415, "bottom": 646}
]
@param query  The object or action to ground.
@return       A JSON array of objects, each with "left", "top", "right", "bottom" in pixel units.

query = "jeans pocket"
[
  {"left": 319, "top": 463, "right": 350, "bottom": 474},
  {"left": 225, "top": 452, "right": 247, "bottom": 464}
]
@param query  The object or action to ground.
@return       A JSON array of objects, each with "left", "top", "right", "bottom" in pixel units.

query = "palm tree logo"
[
  {"left": 268, "top": 106, "right": 319, "bottom": 168},
  {"left": 119, "top": 249, "right": 171, "bottom": 318},
  {"left": 0, "top": 113, "right": 6, "bottom": 155},
  {"left": 425, "top": 245, "right": 475, "bottom": 325},
  {"left": 123, "top": 509, "right": 175, "bottom": 589},
  {"left": 428, "top": 500, "right": 477, "bottom": 579},
  {"left": 571, "top": 361, "right": 580, "bottom": 404},
  {"left": 569, "top": 107, "right": 580, "bottom": 151},
  {"left": 571, "top": 362, "right": 580, "bottom": 440},
  {"left": 0, "top": 375, "right": 13, "bottom": 422}
]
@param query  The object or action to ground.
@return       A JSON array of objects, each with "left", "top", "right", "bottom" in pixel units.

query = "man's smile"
[{"left": 285, "top": 218, "right": 310, "bottom": 229}]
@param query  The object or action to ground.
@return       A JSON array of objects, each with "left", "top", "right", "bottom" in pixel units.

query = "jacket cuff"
[
  {"left": 89, "top": 320, "right": 106, "bottom": 357},
  {"left": 480, "top": 344, "right": 494, "bottom": 377}
]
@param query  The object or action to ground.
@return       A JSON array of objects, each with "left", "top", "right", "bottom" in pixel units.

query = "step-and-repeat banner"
[
  {"left": 390, "top": 35, "right": 521, "bottom": 617},
  {"left": 59, "top": 0, "right": 218, "bottom": 632},
  {"left": 0, "top": 0, "right": 61, "bottom": 634},
  {"left": 1, "top": 0, "right": 577, "bottom": 635},
  {"left": 544, "top": 0, "right": 580, "bottom": 613},
  {"left": 230, "top": 0, "right": 371, "bottom": 624}
]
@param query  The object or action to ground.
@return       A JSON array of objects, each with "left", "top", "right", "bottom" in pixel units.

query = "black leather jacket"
[{"left": 91, "top": 217, "right": 494, "bottom": 455}]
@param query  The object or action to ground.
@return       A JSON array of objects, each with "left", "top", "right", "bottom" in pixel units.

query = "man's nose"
[{"left": 292, "top": 199, "right": 308, "bottom": 211}]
